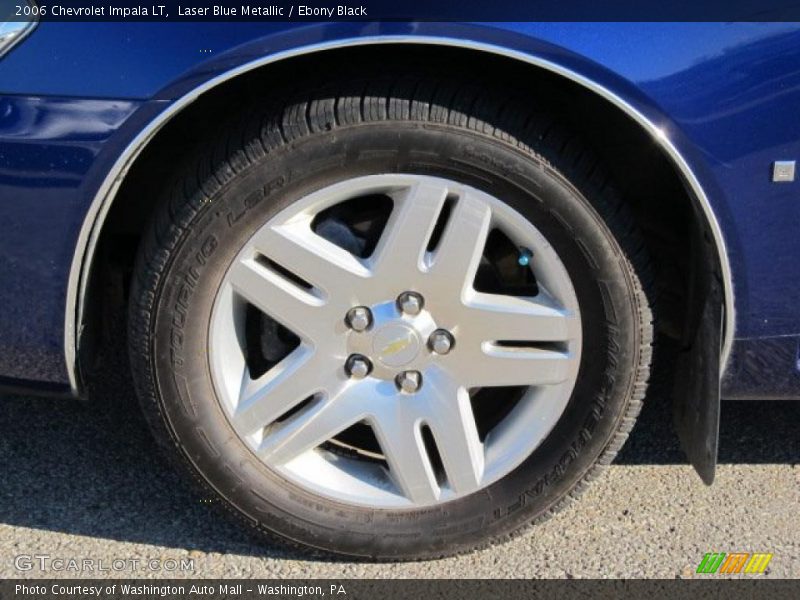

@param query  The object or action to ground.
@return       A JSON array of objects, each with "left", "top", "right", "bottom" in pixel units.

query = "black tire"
[{"left": 128, "top": 71, "right": 653, "bottom": 560}]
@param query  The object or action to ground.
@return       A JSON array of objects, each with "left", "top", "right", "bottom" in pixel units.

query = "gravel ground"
[{"left": 0, "top": 383, "right": 797, "bottom": 579}]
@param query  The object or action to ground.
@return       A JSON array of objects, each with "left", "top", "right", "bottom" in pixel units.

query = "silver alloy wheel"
[{"left": 209, "top": 174, "right": 582, "bottom": 508}]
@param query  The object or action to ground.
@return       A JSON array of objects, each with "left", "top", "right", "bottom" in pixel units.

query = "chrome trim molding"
[
  {"left": 0, "top": 1, "right": 39, "bottom": 59},
  {"left": 64, "top": 35, "right": 736, "bottom": 394}
]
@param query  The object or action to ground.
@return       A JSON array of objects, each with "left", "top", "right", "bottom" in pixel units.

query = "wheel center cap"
[{"left": 372, "top": 323, "right": 421, "bottom": 367}]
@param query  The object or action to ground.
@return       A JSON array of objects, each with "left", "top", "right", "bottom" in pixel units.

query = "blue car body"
[{"left": 1, "top": 21, "right": 799, "bottom": 404}]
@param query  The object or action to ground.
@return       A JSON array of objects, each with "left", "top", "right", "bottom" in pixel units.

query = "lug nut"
[
  {"left": 395, "top": 370, "right": 422, "bottom": 393},
  {"left": 429, "top": 329, "right": 454, "bottom": 355},
  {"left": 397, "top": 291, "right": 424, "bottom": 316},
  {"left": 345, "top": 355, "right": 372, "bottom": 379},
  {"left": 346, "top": 306, "right": 372, "bottom": 332}
]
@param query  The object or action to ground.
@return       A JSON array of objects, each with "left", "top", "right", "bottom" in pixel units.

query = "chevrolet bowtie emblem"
[{"left": 381, "top": 338, "right": 412, "bottom": 356}]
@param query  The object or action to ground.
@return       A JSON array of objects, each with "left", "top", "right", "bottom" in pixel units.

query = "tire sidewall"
[{"left": 135, "top": 123, "right": 643, "bottom": 559}]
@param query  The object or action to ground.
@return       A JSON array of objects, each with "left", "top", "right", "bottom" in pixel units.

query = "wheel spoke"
[
  {"left": 227, "top": 256, "right": 323, "bottom": 339},
  {"left": 369, "top": 181, "right": 449, "bottom": 280},
  {"left": 456, "top": 344, "right": 573, "bottom": 388},
  {"left": 424, "top": 372, "right": 484, "bottom": 494},
  {"left": 462, "top": 292, "right": 579, "bottom": 343},
  {"left": 231, "top": 347, "right": 323, "bottom": 436},
  {"left": 257, "top": 382, "right": 368, "bottom": 465},
  {"left": 428, "top": 191, "right": 492, "bottom": 296},
  {"left": 371, "top": 408, "right": 440, "bottom": 504},
  {"left": 250, "top": 222, "right": 371, "bottom": 297}
]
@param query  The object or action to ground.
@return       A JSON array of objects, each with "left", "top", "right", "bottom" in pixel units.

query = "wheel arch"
[{"left": 65, "top": 38, "right": 735, "bottom": 470}]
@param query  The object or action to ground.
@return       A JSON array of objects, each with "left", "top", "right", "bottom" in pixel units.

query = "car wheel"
[{"left": 128, "top": 73, "right": 653, "bottom": 560}]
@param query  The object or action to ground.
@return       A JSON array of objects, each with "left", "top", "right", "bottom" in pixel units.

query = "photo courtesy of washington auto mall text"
[{"left": 13, "top": 583, "right": 348, "bottom": 597}]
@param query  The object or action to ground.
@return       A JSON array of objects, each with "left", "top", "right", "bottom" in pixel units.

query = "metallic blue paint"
[
  {"left": 0, "top": 22, "right": 798, "bottom": 396},
  {"left": 0, "top": 95, "right": 141, "bottom": 385}
]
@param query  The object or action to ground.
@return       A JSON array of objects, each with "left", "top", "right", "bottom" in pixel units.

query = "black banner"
[
  {"left": 2, "top": 579, "right": 799, "bottom": 600},
  {"left": 5, "top": 0, "right": 800, "bottom": 22}
]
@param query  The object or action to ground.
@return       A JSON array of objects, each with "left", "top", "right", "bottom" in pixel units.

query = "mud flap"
[{"left": 672, "top": 277, "right": 723, "bottom": 485}]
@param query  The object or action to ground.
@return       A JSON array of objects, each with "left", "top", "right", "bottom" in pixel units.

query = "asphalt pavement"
[{"left": 0, "top": 379, "right": 797, "bottom": 579}]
